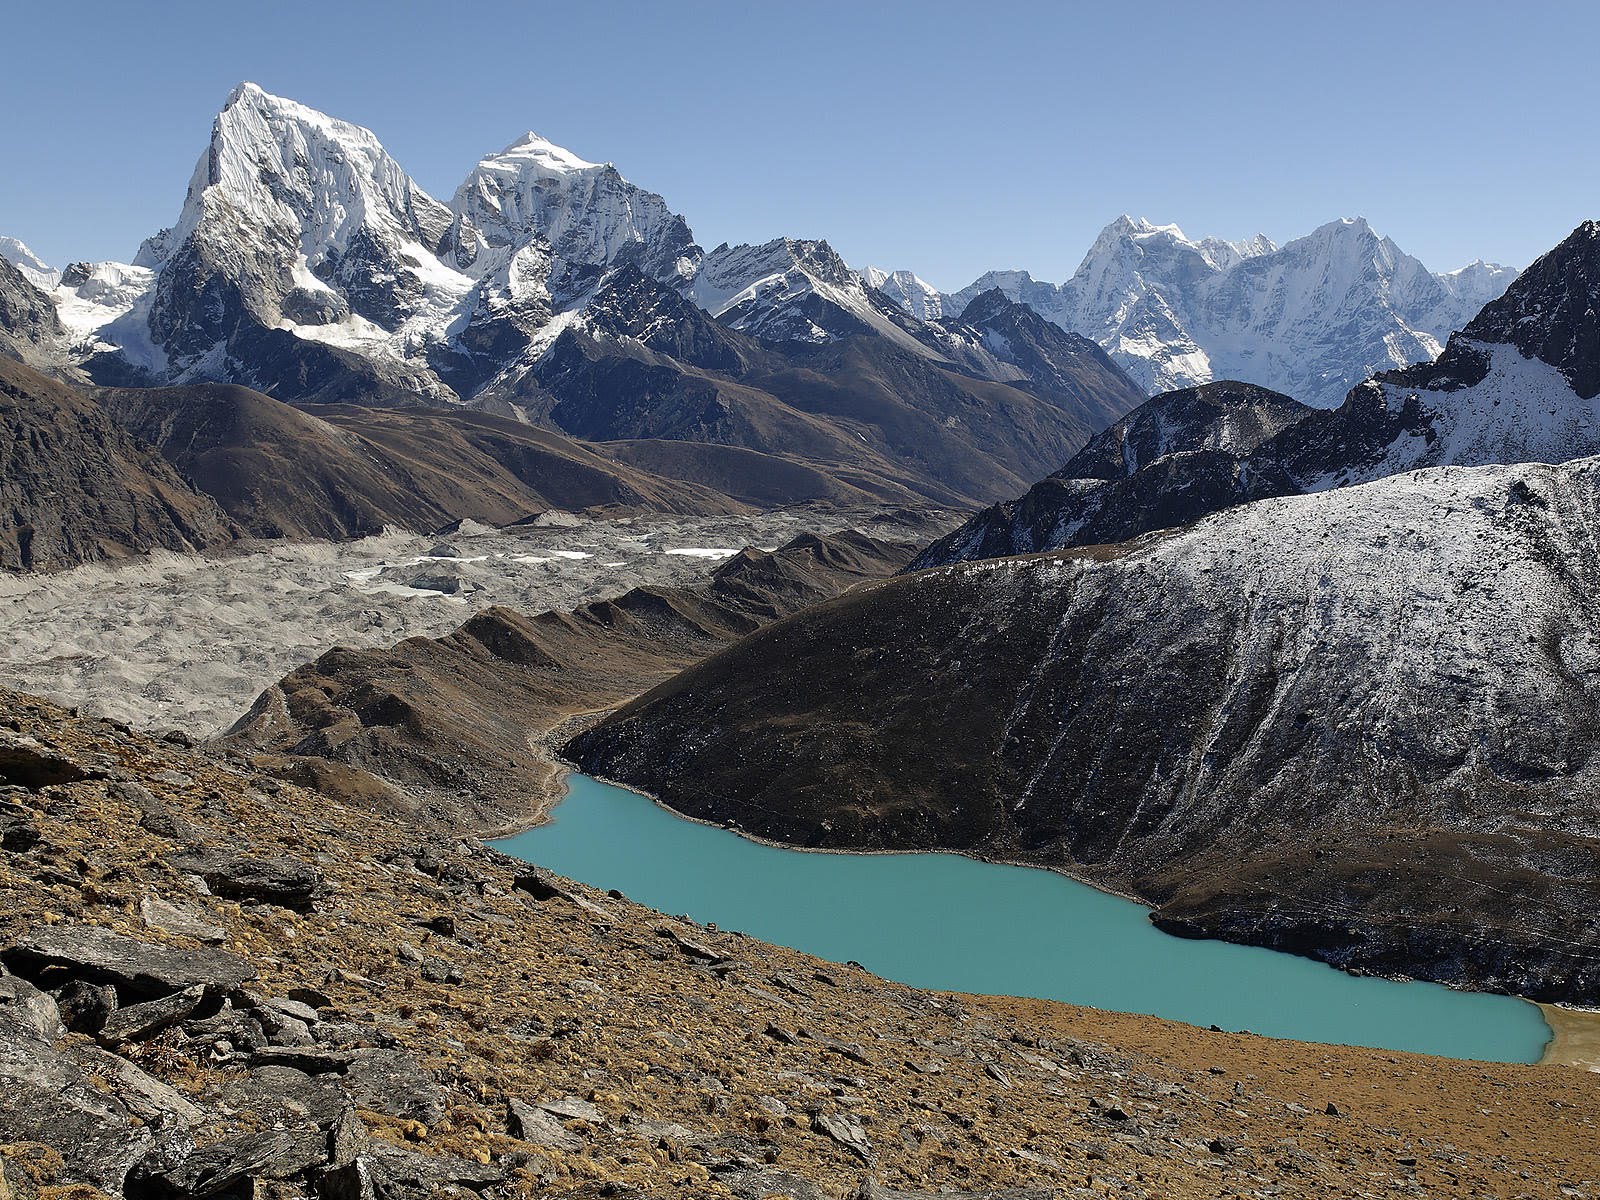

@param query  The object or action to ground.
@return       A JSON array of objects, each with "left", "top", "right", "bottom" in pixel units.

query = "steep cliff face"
[
  {"left": 0, "top": 255, "right": 77, "bottom": 376},
  {"left": 0, "top": 359, "right": 235, "bottom": 570},
  {"left": 571, "top": 457, "right": 1600, "bottom": 1005},
  {"left": 134, "top": 82, "right": 466, "bottom": 403}
]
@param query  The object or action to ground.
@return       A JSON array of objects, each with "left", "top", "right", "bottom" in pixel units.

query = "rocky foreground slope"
[
  {"left": 571, "top": 457, "right": 1600, "bottom": 1007},
  {"left": 2, "top": 690, "right": 1598, "bottom": 1199}
]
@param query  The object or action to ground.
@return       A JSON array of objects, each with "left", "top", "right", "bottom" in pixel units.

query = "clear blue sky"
[{"left": 3, "top": 0, "right": 1595, "bottom": 289}]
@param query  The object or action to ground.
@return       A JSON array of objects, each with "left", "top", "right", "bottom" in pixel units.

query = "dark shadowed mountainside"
[
  {"left": 96, "top": 382, "right": 748, "bottom": 539},
  {"left": 0, "top": 358, "right": 236, "bottom": 571}
]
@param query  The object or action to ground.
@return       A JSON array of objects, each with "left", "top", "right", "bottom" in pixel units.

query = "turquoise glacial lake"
[{"left": 497, "top": 773, "right": 1552, "bottom": 1064}]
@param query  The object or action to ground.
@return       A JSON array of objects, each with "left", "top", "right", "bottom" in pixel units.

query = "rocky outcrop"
[
  {"left": 913, "top": 381, "right": 1309, "bottom": 566},
  {"left": 0, "top": 255, "right": 77, "bottom": 376},
  {"left": 0, "top": 357, "right": 236, "bottom": 571},
  {"left": 920, "top": 289, "right": 1146, "bottom": 425},
  {"left": 571, "top": 456, "right": 1600, "bottom": 1006}
]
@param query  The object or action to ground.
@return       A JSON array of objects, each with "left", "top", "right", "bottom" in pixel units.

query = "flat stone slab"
[{"left": 2, "top": 925, "right": 256, "bottom": 1001}]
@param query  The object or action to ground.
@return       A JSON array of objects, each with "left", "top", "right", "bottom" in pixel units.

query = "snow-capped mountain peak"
[
  {"left": 499, "top": 130, "right": 601, "bottom": 172},
  {"left": 448, "top": 125, "right": 701, "bottom": 310},
  {"left": 936, "top": 214, "right": 1518, "bottom": 407},
  {"left": 0, "top": 237, "right": 58, "bottom": 289},
  {"left": 859, "top": 266, "right": 943, "bottom": 320},
  {"left": 138, "top": 81, "right": 454, "bottom": 275}
]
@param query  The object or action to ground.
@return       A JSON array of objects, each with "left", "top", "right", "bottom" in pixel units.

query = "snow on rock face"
[
  {"left": 443, "top": 131, "right": 705, "bottom": 390},
  {"left": 1453, "top": 219, "right": 1600, "bottom": 400},
  {"left": 1329, "top": 342, "right": 1600, "bottom": 487},
  {"left": 130, "top": 82, "right": 470, "bottom": 399},
  {"left": 942, "top": 215, "right": 1518, "bottom": 408},
  {"left": 693, "top": 238, "right": 932, "bottom": 354},
  {"left": 50, "top": 261, "right": 163, "bottom": 373},
  {"left": 0, "top": 238, "right": 58, "bottom": 290},
  {"left": 450, "top": 132, "right": 701, "bottom": 299},
  {"left": 910, "top": 380, "right": 1311, "bottom": 567},
  {"left": 64, "top": 83, "right": 717, "bottom": 404},
  {"left": 861, "top": 267, "right": 944, "bottom": 321}
]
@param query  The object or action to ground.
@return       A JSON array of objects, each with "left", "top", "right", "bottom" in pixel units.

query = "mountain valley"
[{"left": 4, "top": 64, "right": 1600, "bottom": 1200}]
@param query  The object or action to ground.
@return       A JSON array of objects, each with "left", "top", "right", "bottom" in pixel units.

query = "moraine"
[{"left": 498, "top": 773, "right": 1552, "bottom": 1065}]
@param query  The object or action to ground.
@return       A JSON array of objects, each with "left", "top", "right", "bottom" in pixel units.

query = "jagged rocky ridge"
[
  {"left": 877, "top": 216, "right": 1516, "bottom": 408},
  {"left": 911, "top": 381, "right": 1309, "bottom": 567},
  {"left": 920, "top": 221, "right": 1600, "bottom": 567},
  {"left": 570, "top": 456, "right": 1600, "bottom": 1006},
  {"left": 0, "top": 255, "right": 78, "bottom": 375}
]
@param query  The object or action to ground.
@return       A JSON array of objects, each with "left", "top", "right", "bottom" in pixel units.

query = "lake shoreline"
[{"left": 497, "top": 767, "right": 1557, "bottom": 1065}]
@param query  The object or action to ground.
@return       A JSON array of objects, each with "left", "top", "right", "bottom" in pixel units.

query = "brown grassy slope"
[
  {"left": 95, "top": 384, "right": 750, "bottom": 540},
  {"left": 0, "top": 688, "right": 1595, "bottom": 1199}
]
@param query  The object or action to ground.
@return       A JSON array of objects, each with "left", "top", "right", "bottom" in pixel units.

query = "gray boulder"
[
  {"left": 125, "top": 1127, "right": 328, "bottom": 1199},
  {"left": 140, "top": 895, "right": 227, "bottom": 944},
  {"left": 193, "top": 853, "right": 330, "bottom": 912},
  {"left": 99, "top": 983, "right": 207, "bottom": 1045},
  {"left": 0, "top": 1005, "right": 156, "bottom": 1192}
]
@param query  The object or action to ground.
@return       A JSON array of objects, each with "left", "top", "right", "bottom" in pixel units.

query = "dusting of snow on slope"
[
  {"left": 1328, "top": 342, "right": 1600, "bottom": 488},
  {"left": 943, "top": 216, "right": 1517, "bottom": 407},
  {"left": 694, "top": 239, "right": 937, "bottom": 356},
  {"left": 967, "top": 455, "right": 1600, "bottom": 788}
]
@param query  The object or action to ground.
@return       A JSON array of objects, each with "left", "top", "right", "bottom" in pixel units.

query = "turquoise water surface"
[{"left": 497, "top": 773, "right": 1552, "bottom": 1063}]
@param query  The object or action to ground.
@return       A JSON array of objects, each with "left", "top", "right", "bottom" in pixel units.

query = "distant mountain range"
[
  {"left": 3, "top": 82, "right": 1515, "bottom": 442},
  {"left": 916, "top": 221, "right": 1600, "bottom": 568},
  {"left": 867, "top": 216, "right": 1515, "bottom": 408}
]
